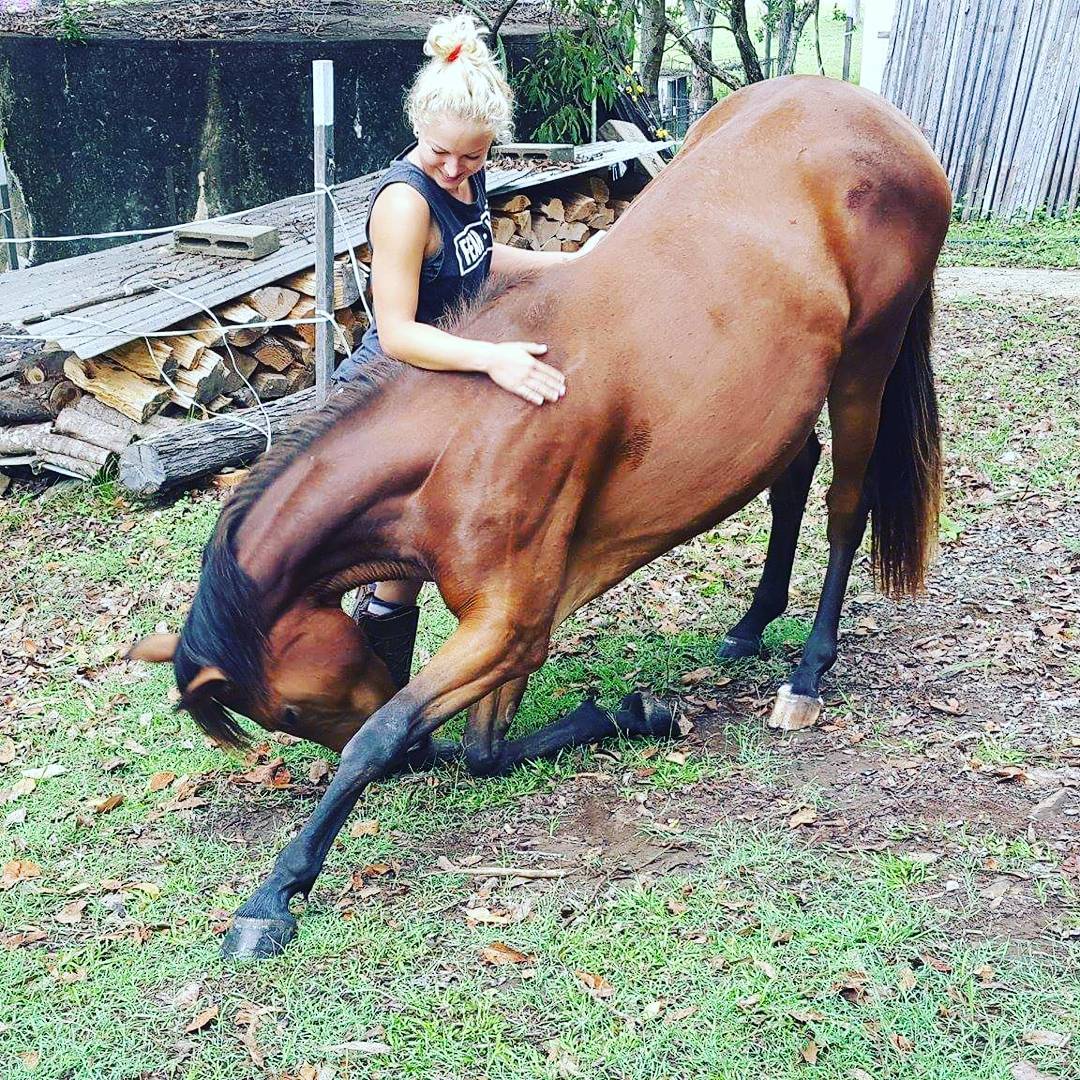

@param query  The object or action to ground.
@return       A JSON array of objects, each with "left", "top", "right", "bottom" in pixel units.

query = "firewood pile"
[
  {"left": 489, "top": 173, "right": 630, "bottom": 252},
  {"left": 0, "top": 166, "right": 641, "bottom": 489}
]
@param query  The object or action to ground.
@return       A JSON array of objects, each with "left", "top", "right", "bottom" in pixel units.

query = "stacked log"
[
  {"left": 491, "top": 174, "right": 627, "bottom": 255},
  {"left": 52, "top": 254, "right": 370, "bottom": 427}
]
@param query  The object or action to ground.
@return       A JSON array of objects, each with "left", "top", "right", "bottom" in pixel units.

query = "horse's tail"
[{"left": 866, "top": 282, "right": 942, "bottom": 597}]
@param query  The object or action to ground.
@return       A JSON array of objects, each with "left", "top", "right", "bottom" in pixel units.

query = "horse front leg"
[
  {"left": 222, "top": 615, "right": 544, "bottom": 960},
  {"left": 462, "top": 675, "right": 678, "bottom": 778}
]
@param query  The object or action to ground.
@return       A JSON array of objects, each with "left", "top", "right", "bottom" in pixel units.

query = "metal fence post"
[
  {"left": 0, "top": 152, "right": 20, "bottom": 272},
  {"left": 312, "top": 59, "right": 335, "bottom": 405}
]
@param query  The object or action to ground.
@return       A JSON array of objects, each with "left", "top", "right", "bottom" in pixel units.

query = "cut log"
[
  {"left": 251, "top": 371, "right": 290, "bottom": 400},
  {"left": 103, "top": 339, "right": 177, "bottom": 381},
  {"left": 285, "top": 363, "right": 315, "bottom": 394},
  {"left": 530, "top": 215, "right": 561, "bottom": 247},
  {"left": 0, "top": 421, "right": 52, "bottom": 455},
  {"left": 54, "top": 405, "right": 132, "bottom": 454},
  {"left": 245, "top": 286, "right": 301, "bottom": 322},
  {"left": 206, "top": 395, "right": 233, "bottom": 412},
  {"left": 507, "top": 235, "right": 531, "bottom": 250},
  {"left": 37, "top": 450, "right": 100, "bottom": 480},
  {"left": 587, "top": 207, "right": 615, "bottom": 229},
  {"left": 73, "top": 395, "right": 180, "bottom": 439},
  {"left": 217, "top": 301, "right": 263, "bottom": 326},
  {"left": 556, "top": 221, "right": 589, "bottom": 242},
  {"left": 537, "top": 197, "right": 565, "bottom": 222},
  {"left": 491, "top": 215, "right": 516, "bottom": 245},
  {"left": 498, "top": 209, "right": 531, "bottom": 235},
  {"left": 173, "top": 350, "right": 228, "bottom": 405},
  {"left": 540, "top": 237, "right": 562, "bottom": 253},
  {"left": 170, "top": 336, "right": 206, "bottom": 370},
  {"left": 560, "top": 240, "right": 582, "bottom": 253},
  {"left": 610, "top": 198, "right": 631, "bottom": 220},
  {"left": 248, "top": 335, "right": 296, "bottom": 372},
  {"left": 186, "top": 313, "right": 264, "bottom": 349},
  {"left": 282, "top": 261, "right": 361, "bottom": 309},
  {"left": 220, "top": 351, "right": 259, "bottom": 395},
  {"left": 63, "top": 357, "right": 169, "bottom": 423},
  {"left": 563, "top": 194, "right": 598, "bottom": 223},
  {"left": 490, "top": 193, "right": 531, "bottom": 213},
  {"left": 38, "top": 432, "right": 112, "bottom": 468},
  {"left": 287, "top": 297, "right": 318, "bottom": 347},
  {"left": 118, "top": 387, "right": 319, "bottom": 497},
  {"left": 0, "top": 394, "right": 53, "bottom": 425},
  {"left": 571, "top": 174, "right": 610, "bottom": 204}
]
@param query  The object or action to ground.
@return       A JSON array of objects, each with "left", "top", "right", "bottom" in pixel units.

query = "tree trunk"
[
  {"left": 729, "top": 0, "right": 765, "bottom": 83},
  {"left": 118, "top": 387, "right": 317, "bottom": 497},
  {"left": 637, "top": 0, "right": 667, "bottom": 122},
  {"left": 683, "top": 0, "right": 719, "bottom": 124}
]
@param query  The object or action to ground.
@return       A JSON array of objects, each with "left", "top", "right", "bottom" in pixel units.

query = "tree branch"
[{"left": 664, "top": 15, "right": 744, "bottom": 90}]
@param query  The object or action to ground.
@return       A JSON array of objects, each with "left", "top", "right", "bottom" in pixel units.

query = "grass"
[
  {"left": 943, "top": 211, "right": 1080, "bottom": 269},
  {"left": 3, "top": 288, "right": 1080, "bottom": 1076},
  {"left": 3, "top": 826, "right": 1078, "bottom": 1079}
]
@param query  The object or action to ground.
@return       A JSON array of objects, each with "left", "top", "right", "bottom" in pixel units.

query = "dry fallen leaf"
[
  {"left": 1, "top": 859, "right": 41, "bottom": 890},
  {"left": 348, "top": 819, "right": 380, "bottom": 838},
  {"left": 148, "top": 772, "right": 176, "bottom": 792},
  {"left": 18, "top": 1049, "right": 40, "bottom": 1069},
  {"left": 0, "top": 737, "right": 15, "bottom": 764},
  {"left": 185, "top": 1004, "right": 219, "bottom": 1034},
  {"left": 753, "top": 957, "right": 778, "bottom": 980},
  {"left": 54, "top": 900, "right": 87, "bottom": 925},
  {"left": 889, "top": 1032, "right": 914, "bottom": 1053},
  {"left": 800, "top": 1039, "right": 819, "bottom": 1064},
  {"left": 480, "top": 942, "right": 534, "bottom": 966},
  {"left": 92, "top": 794, "right": 124, "bottom": 815},
  {"left": 789, "top": 806, "right": 818, "bottom": 828},
  {"left": 897, "top": 966, "right": 918, "bottom": 992},
  {"left": 1011, "top": 1061, "right": 1061, "bottom": 1080},
  {"left": 1022, "top": 1030, "right": 1071, "bottom": 1048},
  {"left": 574, "top": 970, "right": 614, "bottom": 998}
]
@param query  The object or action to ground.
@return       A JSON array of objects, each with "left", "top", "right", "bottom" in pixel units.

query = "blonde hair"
[{"left": 406, "top": 14, "right": 514, "bottom": 143}]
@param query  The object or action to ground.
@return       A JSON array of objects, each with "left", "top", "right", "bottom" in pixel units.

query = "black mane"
[{"left": 173, "top": 268, "right": 539, "bottom": 746}]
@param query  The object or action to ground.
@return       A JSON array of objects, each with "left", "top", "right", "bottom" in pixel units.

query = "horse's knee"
[{"left": 338, "top": 702, "right": 412, "bottom": 778}]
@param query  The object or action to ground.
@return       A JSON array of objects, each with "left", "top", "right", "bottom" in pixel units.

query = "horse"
[{"left": 129, "top": 75, "right": 950, "bottom": 958}]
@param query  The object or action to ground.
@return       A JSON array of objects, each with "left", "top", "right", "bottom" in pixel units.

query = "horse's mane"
[{"left": 174, "top": 267, "right": 539, "bottom": 747}]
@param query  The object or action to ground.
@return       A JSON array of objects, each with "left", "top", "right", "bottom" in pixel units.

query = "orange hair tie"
[{"left": 446, "top": 43, "right": 462, "bottom": 62}]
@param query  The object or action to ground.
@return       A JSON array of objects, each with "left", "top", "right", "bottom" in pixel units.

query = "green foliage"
[
  {"left": 513, "top": 0, "right": 634, "bottom": 143},
  {"left": 943, "top": 209, "right": 1080, "bottom": 269},
  {"left": 55, "top": 0, "right": 87, "bottom": 43}
]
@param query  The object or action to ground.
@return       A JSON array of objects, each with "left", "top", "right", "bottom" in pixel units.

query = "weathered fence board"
[{"left": 882, "top": 0, "right": 1080, "bottom": 218}]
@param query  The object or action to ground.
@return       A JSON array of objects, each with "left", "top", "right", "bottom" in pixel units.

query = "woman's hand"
[{"left": 482, "top": 342, "right": 566, "bottom": 405}]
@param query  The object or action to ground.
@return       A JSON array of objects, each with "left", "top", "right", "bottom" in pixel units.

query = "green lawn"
[{"left": 2, "top": 283, "right": 1079, "bottom": 1075}]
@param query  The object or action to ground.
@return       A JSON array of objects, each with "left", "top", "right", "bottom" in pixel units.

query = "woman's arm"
[{"left": 369, "top": 185, "right": 565, "bottom": 404}]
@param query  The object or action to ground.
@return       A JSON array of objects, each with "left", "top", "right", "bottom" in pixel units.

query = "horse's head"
[{"left": 127, "top": 604, "right": 397, "bottom": 754}]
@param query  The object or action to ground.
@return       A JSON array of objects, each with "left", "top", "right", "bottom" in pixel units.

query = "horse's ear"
[
  {"left": 126, "top": 633, "right": 180, "bottom": 664},
  {"left": 184, "top": 666, "right": 229, "bottom": 697}
]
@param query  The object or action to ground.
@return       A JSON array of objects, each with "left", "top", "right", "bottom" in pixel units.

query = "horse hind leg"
[
  {"left": 717, "top": 432, "right": 822, "bottom": 660},
  {"left": 768, "top": 378, "right": 879, "bottom": 731}
]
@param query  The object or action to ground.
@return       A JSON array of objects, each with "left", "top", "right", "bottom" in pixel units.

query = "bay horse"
[{"left": 129, "top": 76, "right": 950, "bottom": 958}]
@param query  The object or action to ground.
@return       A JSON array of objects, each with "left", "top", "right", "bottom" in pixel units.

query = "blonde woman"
[{"left": 337, "top": 13, "right": 585, "bottom": 688}]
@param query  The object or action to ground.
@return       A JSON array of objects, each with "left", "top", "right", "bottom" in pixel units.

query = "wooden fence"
[{"left": 881, "top": 0, "right": 1080, "bottom": 219}]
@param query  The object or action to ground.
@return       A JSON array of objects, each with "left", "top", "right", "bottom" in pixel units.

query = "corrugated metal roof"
[{"left": 0, "top": 140, "right": 671, "bottom": 360}]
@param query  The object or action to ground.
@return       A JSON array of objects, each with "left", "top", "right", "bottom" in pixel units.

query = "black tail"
[{"left": 866, "top": 283, "right": 942, "bottom": 597}]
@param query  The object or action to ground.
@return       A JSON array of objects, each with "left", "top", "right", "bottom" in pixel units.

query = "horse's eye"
[{"left": 281, "top": 705, "right": 301, "bottom": 729}]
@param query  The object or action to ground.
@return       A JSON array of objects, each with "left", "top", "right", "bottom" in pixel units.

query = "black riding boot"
[{"left": 352, "top": 595, "right": 419, "bottom": 690}]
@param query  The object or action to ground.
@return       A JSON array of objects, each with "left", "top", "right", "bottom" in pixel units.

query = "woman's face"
[{"left": 414, "top": 116, "right": 494, "bottom": 192}]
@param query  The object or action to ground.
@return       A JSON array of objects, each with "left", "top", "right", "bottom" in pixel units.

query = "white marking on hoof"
[{"left": 766, "top": 683, "right": 822, "bottom": 732}]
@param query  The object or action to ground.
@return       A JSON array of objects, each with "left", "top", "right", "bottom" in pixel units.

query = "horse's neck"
[{"left": 232, "top": 379, "right": 441, "bottom": 612}]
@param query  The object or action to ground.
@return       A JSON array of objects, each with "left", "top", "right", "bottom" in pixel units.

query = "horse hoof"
[
  {"left": 220, "top": 914, "right": 297, "bottom": 960},
  {"left": 616, "top": 692, "right": 678, "bottom": 739},
  {"left": 766, "top": 683, "right": 822, "bottom": 732},
  {"left": 715, "top": 634, "right": 762, "bottom": 661}
]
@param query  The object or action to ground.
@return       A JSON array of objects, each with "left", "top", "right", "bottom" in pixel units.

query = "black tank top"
[{"left": 335, "top": 158, "right": 493, "bottom": 381}]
